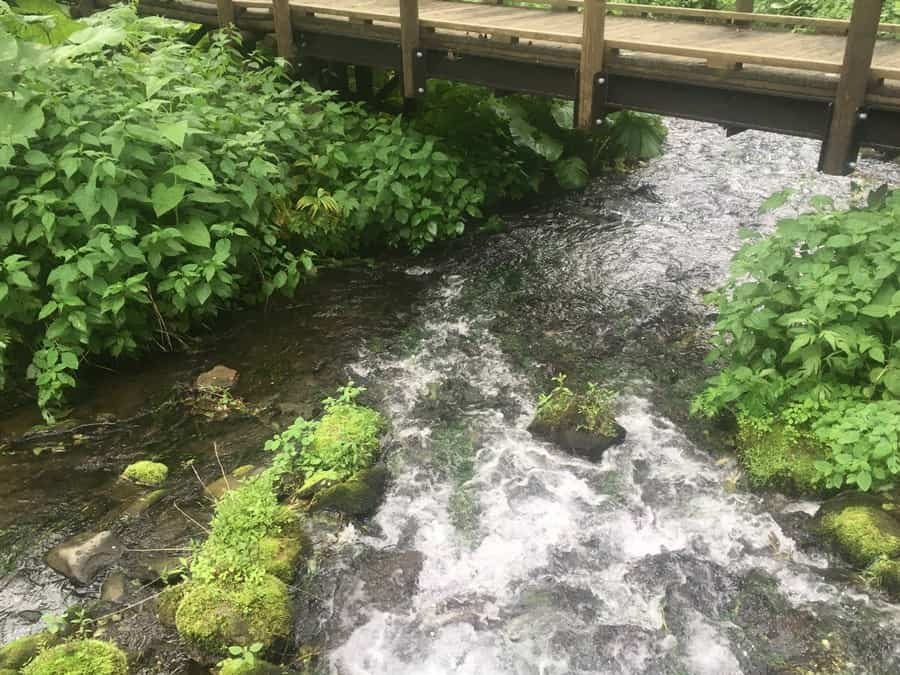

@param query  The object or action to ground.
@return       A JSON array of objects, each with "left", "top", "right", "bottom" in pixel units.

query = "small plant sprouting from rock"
[{"left": 536, "top": 374, "right": 618, "bottom": 438}]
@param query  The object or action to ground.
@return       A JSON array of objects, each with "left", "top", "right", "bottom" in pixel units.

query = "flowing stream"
[{"left": 3, "top": 120, "right": 900, "bottom": 674}]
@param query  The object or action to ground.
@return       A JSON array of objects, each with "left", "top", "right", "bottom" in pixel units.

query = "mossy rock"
[
  {"left": 156, "top": 583, "right": 187, "bottom": 627},
  {"left": 174, "top": 575, "right": 292, "bottom": 655},
  {"left": 259, "top": 536, "right": 309, "bottom": 582},
  {"left": 0, "top": 668, "right": 19, "bottom": 675},
  {"left": 272, "top": 505, "right": 303, "bottom": 540},
  {"left": 0, "top": 632, "right": 58, "bottom": 669},
  {"left": 817, "top": 503, "right": 900, "bottom": 566},
  {"left": 865, "top": 558, "right": 900, "bottom": 598},
  {"left": 121, "top": 460, "right": 168, "bottom": 487},
  {"left": 309, "top": 403, "right": 384, "bottom": 472},
  {"left": 21, "top": 639, "right": 127, "bottom": 675},
  {"left": 308, "top": 466, "right": 389, "bottom": 517},
  {"left": 529, "top": 419, "right": 626, "bottom": 462},
  {"left": 736, "top": 419, "right": 822, "bottom": 496}
]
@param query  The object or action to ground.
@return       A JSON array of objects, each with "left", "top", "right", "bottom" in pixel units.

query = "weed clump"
[
  {"left": 121, "top": 460, "right": 168, "bottom": 487},
  {"left": 736, "top": 416, "right": 821, "bottom": 495},
  {"left": 535, "top": 374, "right": 617, "bottom": 438},
  {"left": 820, "top": 505, "right": 900, "bottom": 566}
]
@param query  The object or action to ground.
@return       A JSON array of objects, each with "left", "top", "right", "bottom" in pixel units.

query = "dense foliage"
[
  {"left": 536, "top": 373, "right": 618, "bottom": 437},
  {"left": 1, "top": 4, "right": 667, "bottom": 418},
  {"left": 693, "top": 188, "right": 900, "bottom": 492}
]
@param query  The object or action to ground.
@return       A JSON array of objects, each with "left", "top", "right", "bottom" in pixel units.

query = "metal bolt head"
[
  {"left": 597, "top": 77, "right": 606, "bottom": 85},
  {"left": 848, "top": 161, "right": 858, "bottom": 170},
  {"left": 595, "top": 118, "right": 604, "bottom": 125},
  {"left": 858, "top": 111, "right": 868, "bottom": 120},
  {"left": 418, "top": 87, "right": 425, "bottom": 94},
  {"left": 416, "top": 51, "right": 424, "bottom": 58}
]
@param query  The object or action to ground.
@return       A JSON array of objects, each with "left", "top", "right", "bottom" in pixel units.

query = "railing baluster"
[
  {"left": 216, "top": 0, "right": 235, "bottom": 26},
  {"left": 400, "top": 0, "right": 421, "bottom": 99},
  {"left": 273, "top": 0, "right": 295, "bottom": 60},
  {"left": 820, "top": 0, "right": 883, "bottom": 174},
  {"left": 577, "top": 0, "right": 607, "bottom": 129}
]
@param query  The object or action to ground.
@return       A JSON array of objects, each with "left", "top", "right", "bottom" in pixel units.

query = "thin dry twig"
[
  {"left": 173, "top": 499, "right": 209, "bottom": 534},
  {"left": 213, "top": 441, "right": 230, "bottom": 493},
  {"left": 190, "top": 463, "right": 215, "bottom": 500}
]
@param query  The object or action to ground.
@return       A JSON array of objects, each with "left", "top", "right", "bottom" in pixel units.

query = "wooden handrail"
[{"left": 450, "top": 0, "right": 900, "bottom": 34}]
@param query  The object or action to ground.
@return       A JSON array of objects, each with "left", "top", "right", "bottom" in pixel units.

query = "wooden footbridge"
[{"left": 84, "top": 0, "right": 900, "bottom": 175}]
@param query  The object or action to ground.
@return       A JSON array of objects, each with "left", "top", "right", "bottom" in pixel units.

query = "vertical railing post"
[
  {"left": 216, "top": 0, "right": 235, "bottom": 27},
  {"left": 577, "top": 0, "right": 607, "bottom": 130},
  {"left": 734, "top": 0, "right": 753, "bottom": 27},
  {"left": 400, "top": 0, "right": 421, "bottom": 100},
  {"left": 820, "top": 0, "right": 883, "bottom": 175},
  {"left": 273, "top": 0, "right": 295, "bottom": 60}
]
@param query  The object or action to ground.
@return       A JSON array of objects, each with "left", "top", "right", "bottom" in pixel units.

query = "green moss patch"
[
  {"left": 0, "top": 632, "right": 57, "bottom": 669},
  {"left": 307, "top": 402, "right": 384, "bottom": 478},
  {"left": 21, "top": 639, "right": 127, "bottom": 675},
  {"left": 121, "top": 460, "right": 169, "bottom": 487},
  {"left": 820, "top": 505, "right": 900, "bottom": 566},
  {"left": 259, "top": 536, "right": 306, "bottom": 582},
  {"left": 174, "top": 575, "right": 291, "bottom": 654},
  {"left": 156, "top": 583, "right": 187, "bottom": 627},
  {"left": 865, "top": 558, "right": 900, "bottom": 598},
  {"left": 309, "top": 466, "right": 389, "bottom": 517},
  {"left": 736, "top": 417, "right": 821, "bottom": 495},
  {"left": 219, "top": 658, "right": 293, "bottom": 674}
]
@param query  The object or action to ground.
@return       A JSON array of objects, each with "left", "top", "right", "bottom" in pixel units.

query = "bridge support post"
[
  {"left": 577, "top": 0, "right": 608, "bottom": 130},
  {"left": 820, "top": 0, "right": 882, "bottom": 175},
  {"left": 734, "top": 0, "right": 753, "bottom": 27},
  {"left": 400, "top": 0, "right": 422, "bottom": 100},
  {"left": 216, "top": 0, "right": 235, "bottom": 27},
  {"left": 273, "top": 0, "right": 296, "bottom": 60}
]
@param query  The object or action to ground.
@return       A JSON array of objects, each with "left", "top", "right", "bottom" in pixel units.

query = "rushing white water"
[
  {"left": 321, "top": 122, "right": 900, "bottom": 674},
  {"left": 323, "top": 272, "right": 900, "bottom": 675}
]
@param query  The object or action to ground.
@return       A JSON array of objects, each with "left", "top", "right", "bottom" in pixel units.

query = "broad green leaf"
[
  {"left": 179, "top": 220, "right": 211, "bottom": 248},
  {"left": 99, "top": 187, "right": 118, "bottom": 220},
  {"left": 860, "top": 304, "right": 890, "bottom": 318},
  {"left": 157, "top": 120, "right": 189, "bottom": 148},
  {"left": 169, "top": 159, "right": 215, "bottom": 187},
  {"left": 758, "top": 189, "right": 793, "bottom": 214},
  {"left": 151, "top": 182, "right": 186, "bottom": 217},
  {"left": 0, "top": 100, "right": 45, "bottom": 146},
  {"left": 72, "top": 185, "right": 100, "bottom": 221}
]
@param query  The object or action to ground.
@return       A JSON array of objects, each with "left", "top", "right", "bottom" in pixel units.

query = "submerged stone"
[
  {"left": 100, "top": 572, "right": 128, "bottom": 603},
  {"left": 118, "top": 488, "right": 168, "bottom": 520},
  {"left": 817, "top": 501, "right": 900, "bottom": 566},
  {"left": 46, "top": 530, "right": 123, "bottom": 584},
  {"left": 308, "top": 466, "right": 389, "bottom": 517},
  {"left": 195, "top": 365, "right": 239, "bottom": 391},
  {"left": 206, "top": 464, "right": 260, "bottom": 499},
  {"left": 121, "top": 460, "right": 169, "bottom": 487},
  {"left": 21, "top": 639, "right": 127, "bottom": 675},
  {"left": 0, "top": 632, "right": 58, "bottom": 669},
  {"left": 156, "top": 583, "right": 187, "bottom": 627},
  {"left": 219, "top": 658, "right": 301, "bottom": 674},
  {"left": 174, "top": 575, "right": 292, "bottom": 655},
  {"left": 529, "top": 419, "right": 626, "bottom": 462}
]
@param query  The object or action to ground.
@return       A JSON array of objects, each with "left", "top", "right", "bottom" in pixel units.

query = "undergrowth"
[
  {"left": 693, "top": 187, "right": 900, "bottom": 492},
  {"left": 536, "top": 373, "right": 618, "bottom": 437}
]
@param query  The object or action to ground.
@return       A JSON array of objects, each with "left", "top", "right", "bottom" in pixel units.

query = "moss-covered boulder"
[
  {"left": 174, "top": 575, "right": 292, "bottom": 655},
  {"left": 0, "top": 632, "right": 58, "bottom": 669},
  {"left": 156, "top": 583, "right": 187, "bottom": 627},
  {"left": 529, "top": 377, "right": 624, "bottom": 461},
  {"left": 817, "top": 502, "right": 900, "bottom": 566},
  {"left": 308, "top": 466, "right": 389, "bottom": 517},
  {"left": 121, "top": 460, "right": 168, "bottom": 487},
  {"left": 736, "top": 418, "right": 821, "bottom": 495},
  {"left": 21, "top": 639, "right": 127, "bottom": 675},
  {"left": 307, "top": 402, "right": 384, "bottom": 475},
  {"left": 259, "top": 536, "right": 308, "bottom": 582},
  {"left": 1, "top": 668, "right": 20, "bottom": 675},
  {"left": 865, "top": 558, "right": 900, "bottom": 598}
]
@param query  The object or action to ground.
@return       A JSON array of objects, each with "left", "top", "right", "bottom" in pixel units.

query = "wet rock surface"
[
  {"left": 194, "top": 364, "right": 239, "bottom": 391},
  {"left": 45, "top": 531, "right": 123, "bottom": 585},
  {"left": 528, "top": 419, "right": 627, "bottom": 462}
]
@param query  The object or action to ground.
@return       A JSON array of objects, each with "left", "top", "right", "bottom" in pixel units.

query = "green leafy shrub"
[
  {"left": 536, "top": 374, "right": 617, "bottom": 436},
  {"left": 694, "top": 189, "right": 900, "bottom": 491},
  {"left": 21, "top": 639, "right": 127, "bottom": 675},
  {"left": 0, "top": 9, "right": 485, "bottom": 416},
  {"left": 416, "top": 82, "right": 666, "bottom": 199},
  {"left": 121, "top": 460, "right": 168, "bottom": 486}
]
